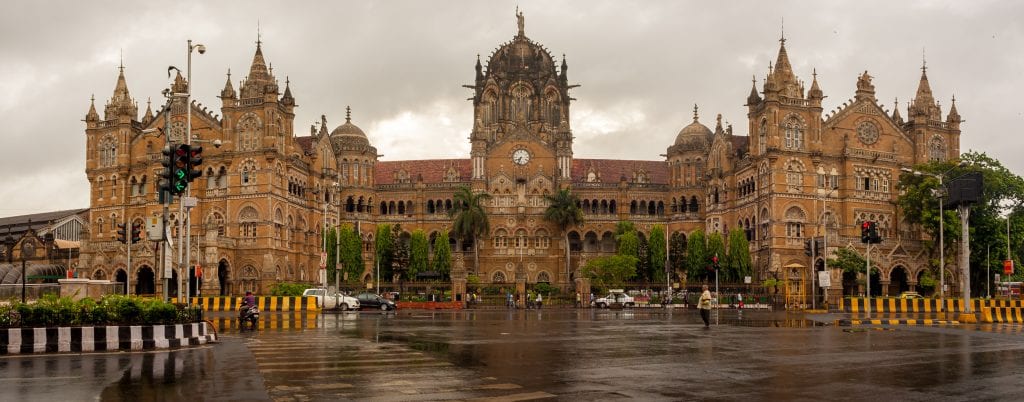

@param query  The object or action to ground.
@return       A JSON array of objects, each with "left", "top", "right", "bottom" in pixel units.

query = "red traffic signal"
[
  {"left": 116, "top": 223, "right": 127, "bottom": 244},
  {"left": 130, "top": 223, "right": 142, "bottom": 244}
]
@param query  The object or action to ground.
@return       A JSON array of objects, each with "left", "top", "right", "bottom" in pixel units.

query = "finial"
[
  {"left": 257, "top": 20, "right": 262, "bottom": 47},
  {"left": 285, "top": 76, "right": 290, "bottom": 86},
  {"left": 921, "top": 47, "right": 927, "bottom": 73},
  {"left": 894, "top": 97, "right": 898, "bottom": 108},
  {"left": 90, "top": 94, "right": 95, "bottom": 104},
  {"left": 692, "top": 104, "right": 699, "bottom": 122},
  {"left": 119, "top": 49, "right": 124, "bottom": 71},
  {"left": 812, "top": 68, "right": 817, "bottom": 80},
  {"left": 227, "top": 68, "right": 231, "bottom": 79},
  {"left": 780, "top": 17, "right": 786, "bottom": 45},
  {"left": 951, "top": 94, "right": 956, "bottom": 104},
  {"left": 346, "top": 106, "right": 351, "bottom": 123},
  {"left": 752, "top": 75, "right": 756, "bottom": 85}
]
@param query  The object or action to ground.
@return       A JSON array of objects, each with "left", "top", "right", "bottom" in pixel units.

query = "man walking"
[{"left": 699, "top": 285, "right": 712, "bottom": 327}]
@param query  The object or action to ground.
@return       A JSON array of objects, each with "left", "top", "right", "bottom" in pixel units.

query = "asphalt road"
[{"left": 4, "top": 308, "right": 1024, "bottom": 401}]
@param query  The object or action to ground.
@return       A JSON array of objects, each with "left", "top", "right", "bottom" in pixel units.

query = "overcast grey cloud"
[{"left": 1, "top": 0, "right": 1021, "bottom": 217}]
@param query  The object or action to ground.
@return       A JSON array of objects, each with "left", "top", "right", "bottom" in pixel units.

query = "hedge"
[{"left": 0, "top": 294, "right": 203, "bottom": 328}]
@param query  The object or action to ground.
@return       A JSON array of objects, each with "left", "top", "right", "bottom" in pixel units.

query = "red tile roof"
[
  {"left": 375, "top": 159, "right": 471, "bottom": 185},
  {"left": 295, "top": 136, "right": 316, "bottom": 154},
  {"left": 571, "top": 159, "right": 668, "bottom": 184}
]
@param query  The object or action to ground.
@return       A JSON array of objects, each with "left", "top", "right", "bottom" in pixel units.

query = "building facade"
[{"left": 80, "top": 14, "right": 960, "bottom": 302}]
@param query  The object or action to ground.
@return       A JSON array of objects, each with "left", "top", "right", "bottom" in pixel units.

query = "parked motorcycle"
[{"left": 239, "top": 304, "right": 260, "bottom": 330}]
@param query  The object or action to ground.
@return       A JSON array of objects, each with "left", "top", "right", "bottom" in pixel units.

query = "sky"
[{"left": 1, "top": 0, "right": 1022, "bottom": 218}]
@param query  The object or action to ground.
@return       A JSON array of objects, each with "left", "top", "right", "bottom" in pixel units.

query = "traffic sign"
[
  {"left": 320, "top": 252, "right": 327, "bottom": 268},
  {"left": 1005, "top": 260, "right": 1015, "bottom": 275},
  {"left": 818, "top": 271, "right": 831, "bottom": 288}
]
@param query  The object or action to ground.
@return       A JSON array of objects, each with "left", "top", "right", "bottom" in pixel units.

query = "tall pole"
[
  {"left": 334, "top": 187, "right": 341, "bottom": 292},
  {"left": 322, "top": 199, "right": 328, "bottom": 289},
  {"left": 161, "top": 92, "right": 171, "bottom": 301},
  {"left": 960, "top": 204, "right": 972, "bottom": 314},
  {"left": 865, "top": 244, "right": 871, "bottom": 318},
  {"left": 126, "top": 215, "right": 132, "bottom": 296},
  {"left": 938, "top": 177, "right": 945, "bottom": 311},
  {"left": 987, "top": 245, "right": 991, "bottom": 298}
]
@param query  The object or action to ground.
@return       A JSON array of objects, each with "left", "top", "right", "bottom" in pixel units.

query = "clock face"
[{"left": 512, "top": 149, "right": 531, "bottom": 165}]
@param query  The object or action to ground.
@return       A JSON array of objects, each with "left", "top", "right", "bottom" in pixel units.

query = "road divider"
[{"left": 191, "top": 296, "right": 319, "bottom": 312}]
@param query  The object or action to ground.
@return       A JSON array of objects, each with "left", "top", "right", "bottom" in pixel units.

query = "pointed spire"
[
  {"left": 241, "top": 34, "right": 277, "bottom": 99},
  {"left": 85, "top": 94, "right": 99, "bottom": 122},
  {"left": 220, "top": 69, "right": 237, "bottom": 99},
  {"left": 891, "top": 97, "right": 903, "bottom": 124},
  {"left": 947, "top": 94, "right": 960, "bottom": 123},
  {"left": 746, "top": 75, "right": 762, "bottom": 105},
  {"left": 808, "top": 68, "right": 823, "bottom": 100},
  {"left": 142, "top": 97, "right": 154, "bottom": 124},
  {"left": 104, "top": 64, "right": 137, "bottom": 120},
  {"left": 281, "top": 76, "right": 295, "bottom": 106},
  {"left": 769, "top": 35, "right": 801, "bottom": 99},
  {"left": 911, "top": 55, "right": 940, "bottom": 120}
]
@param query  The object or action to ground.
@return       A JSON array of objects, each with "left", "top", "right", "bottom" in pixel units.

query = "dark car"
[{"left": 356, "top": 292, "right": 397, "bottom": 311}]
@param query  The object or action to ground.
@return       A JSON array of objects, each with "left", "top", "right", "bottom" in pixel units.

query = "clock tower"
[{"left": 466, "top": 10, "right": 575, "bottom": 195}]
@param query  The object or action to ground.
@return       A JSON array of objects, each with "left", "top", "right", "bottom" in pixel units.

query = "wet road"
[{"left": 4, "top": 308, "right": 1024, "bottom": 401}]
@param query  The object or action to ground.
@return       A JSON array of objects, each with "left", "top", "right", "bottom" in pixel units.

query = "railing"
[
  {"left": 0, "top": 284, "right": 60, "bottom": 301},
  {"left": 845, "top": 147, "right": 898, "bottom": 162}
]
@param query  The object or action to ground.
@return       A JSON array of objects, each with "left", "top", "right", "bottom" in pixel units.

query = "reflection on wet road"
[{"left": 6, "top": 309, "right": 1024, "bottom": 400}]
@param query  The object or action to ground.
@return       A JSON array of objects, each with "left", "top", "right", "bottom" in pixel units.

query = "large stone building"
[{"left": 80, "top": 13, "right": 960, "bottom": 303}]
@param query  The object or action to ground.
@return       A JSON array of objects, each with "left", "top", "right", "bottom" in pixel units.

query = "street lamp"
[
  {"left": 901, "top": 161, "right": 967, "bottom": 313},
  {"left": 815, "top": 185, "right": 838, "bottom": 310},
  {"left": 183, "top": 39, "right": 205, "bottom": 304}
]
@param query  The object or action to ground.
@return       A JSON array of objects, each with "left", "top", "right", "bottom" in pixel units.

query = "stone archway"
[
  {"left": 136, "top": 266, "right": 155, "bottom": 295},
  {"left": 218, "top": 259, "right": 230, "bottom": 296},
  {"left": 115, "top": 269, "right": 128, "bottom": 294},
  {"left": 889, "top": 265, "right": 910, "bottom": 296}
]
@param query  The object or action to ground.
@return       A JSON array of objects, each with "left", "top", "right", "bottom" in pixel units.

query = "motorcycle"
[{"left": 239, "top": 303, "right": 260, "bottom": 330}]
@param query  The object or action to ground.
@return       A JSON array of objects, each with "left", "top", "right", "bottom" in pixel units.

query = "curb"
[
  {"left": 835, "top": 318, "right": 960, "bottom": 326},
  {"left": 0, "top": 322, "right": 216, "bottom": 355}
]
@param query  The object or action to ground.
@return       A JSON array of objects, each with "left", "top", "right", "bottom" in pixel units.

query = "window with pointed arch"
[
  {"left": 536, "top": 271, "right": 551, "bottom": 283},
  {"left": 207, "top": 212, "right": 225, "bottom": 236},
  {"left": 237, "top": 115, "right": 261, "bottom": 151},
  {"left": 514, "top": 229, "right": 528, "bottom": 249},
  {"left": 785, "top": 206, "right": 805, "bottom": 238},
  {"left": 492, "top": 271, "right": 507, "bottom": 284},
  {"left": 493, "top": 229, "right": 508, "bottom": 249},
  {"left": 239, "top": 206, "right": 259, "bottom": 238},
  {"left": 784, "top": 118, "right": 804, "bottom": 150},
  {"left": 534, "top": 229, "right": 550, "bottom": 249},
  {"left": 481, "top": 90, "right": 498, "bottom": 124},
  {"left": 96, "top": 177, "right": 105, "bottom": 199},
  {"left": 928, "top": 135, "right": 946, "bottom": 162},
  {"left": 510, "top": 84, "right": 531, "bottom": 122},
  {"left": 759, "top": 120, "right": 768, "bottom": 154},
  {"left": 786, "top": 162, "right": 803, "bottom": 192},
  {"left": 99, "top": 136, "right": 117, "bottom": 167},
  {"left": 241, "top": 161, "right": 257, "bottom": 186}
]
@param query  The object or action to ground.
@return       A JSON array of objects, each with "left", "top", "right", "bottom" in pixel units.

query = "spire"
[
  {"left": 85, "top": 94, "right": 99, "bottom": 122},
  {"left": 104, "top": 64, "right": 138, "bottom": 120},
  {"left": 807, "top": 69, "right": 823, "bottom": 100},
  {"left": 560, "top": 54, "right": 568, "bottom": 84},
  {"left": 345, "top": 106, "right": 352, "bottom": 123},
  {"left": 281, "top": 76, "right": 295, "bottom": 106},
  {"left": 910, "top": 55, "right": 940, "bottom": 121},
  {"left": 241, "top": 37, "right": 277, "bottom": 99},
  {"left": 220, "top": 69, "right": 237, "bottom": 99},
  {"left": 475, "top": 54, "right": 484, "bottom": 83},
  {"left": 142, "top": 97, "right": 154, "bottom": 124},
  {"left": 946, "top": 95, "right": 961, "bottom": 123},
  {"left": 767, "top": 34, "right": 802, "bottom": 99},
  {"left": 692, "top": 104, "right": 699, "bottom": 122},
  {"left": 891, "top": 97, "right": 903, "bottom": 124},
  {"left": 746, "top": 75, "right": 762, "bottom": 106}
]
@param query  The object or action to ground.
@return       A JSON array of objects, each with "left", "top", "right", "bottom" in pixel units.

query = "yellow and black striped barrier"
[
  {"left": 837, "top": 318, "right": 960, "bottom": 326},
  {"left": 190, "top": 296, "right": 319, "bottom": 312},
  {"left": 209, "top": 313, "right": 319, "bottom": 331},
  {"left": 841, "top": 298, "right": 1024, "bottom": 313},
  {"left": 980, "top": 307, "right": 1024, "bottom": 323}
]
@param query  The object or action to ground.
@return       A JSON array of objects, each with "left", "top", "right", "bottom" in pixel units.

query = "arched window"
[
  {"left": 536, "top": 271, "right": 551, "bottom": 283},
  {"left": 758, "top": 120, "right": 767, "bottom": 154},
  {"left": 785, "top": 206, "right": 806, "bottom": 238},
  {"left": 241, "top": 161, "right": 257, "bottom": 185},
  {"left": 535, "top": 229, "right": 550, "bottom": 248},
  {"left": 515, "top": 229, "right": 528, "bottom": 249},
  {"left": 98, "top": 136, "right": 117, "bottom": 167},
  {"left": 207, "top": 212, "right": 226, "bottom": 236},
  {"left": 510, "top": 84, "right": 531, "bottom": 122},
  {"left": 492, "top": 271, "right": 507, "bottom": 283},
  {"left": 238, "top": 115, "right": 261, "bottom": 151},
  {"left": 239, "top": 206, "right": 259, "bottom": 238},
  {"left": 493, "top": 229, "right": 508, "bottom": 248},
  {"left": 929, "top": 135, "right": 946, "bottom": 162},
  {"left": 784, "top": 118, "right": 804, "bottom": 150}
]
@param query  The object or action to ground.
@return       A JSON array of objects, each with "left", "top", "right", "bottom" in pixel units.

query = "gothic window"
[
  {"left": 784, "top": 117, "right": 804, "bottom": 150},
  {"left": 535, "top": 229, "right": 550, "bottom": 248},
  {"left": 99, "top": 136, "right": 117, "bottom": 167},
  {"left": 510, "top": 84, "right": 531, "bottom": 122},
  {"left": 481, "top": 90, "right": 497, "bottom": 124},
  {"left": 929, "top": 135, "right": 946, "bottom": 162},
  {"left": 276, "top": 116, "right": 285, "bottom": 153},
  {"left": 514, "top": 229, "right": 528, "bottom": 249},
  {"left": 785, "top": 206, "right": 806, "bottom": 238},
  {"left": 97, "top": 177, "right": 105, "bottom": 198},
  {"left": 207, "top": 212, "right": 225, "bottom": 236},
  {"left": 130, "top": 177, "right": 139, "bottom": 196},
  {"left": 241, "top": 161, "right": 257, "bottom": 186},
  {"left": 110, "top": 175, "right": 117, "bottom": 197},
  {"left": 138, "top": 176, "right": 147, "bottom": 196},
  {"left": 237, "top": 114, "right": 261, "bottom": 152},
  {"left": 786, "top": 162, "right": 803, "bottom": 192},
  {"left": 444, "top": 167, "right": 459, "bottom": 182},
  {"left": 544, "top": 89, "right": 560, "bottom": 126},
  {"left": 353, "top": 163, "right": 360, "bottom": 186},
  {"left": 758, "top": 120, "right": 767, "bottom": 154},
  {"left": 492, "top": 271, "right": 507, "bottom": 283},
  {"left": 536, "top": 271, "right": 551, "bottom": 283},
  {"left": 239, "top": 206, "right": 259, "bottom": 238},
  {"left": 493, "top": 229, "right": 508, "bottom": 248},
  {"left": 218, "top": 166, "right": 228, "bottom": 188}
]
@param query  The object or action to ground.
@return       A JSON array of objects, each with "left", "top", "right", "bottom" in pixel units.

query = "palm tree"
[
  {"left": 544, "top": 188, "right": 584, "bottom": 287},
  {"left": 449, "top": 186, "right": 492, "bottom": 274}
]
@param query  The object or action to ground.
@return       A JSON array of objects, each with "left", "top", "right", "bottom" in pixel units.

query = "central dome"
[
  {"left": 485, "top": 11, "right": 557, "bottom": 77},
  {"left": 673, "top": 106, "right": 712, "bottom": 146},
  {"left": 329, "top": 106, "right": 369, "bottom": 148}
]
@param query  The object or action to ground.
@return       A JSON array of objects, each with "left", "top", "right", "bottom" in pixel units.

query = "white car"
[
  {"left": 592, "top": 291, "right": 635, "bottom": 308},
  {"left": 303, "top": 288, "right": 360, "bottom": 311}
]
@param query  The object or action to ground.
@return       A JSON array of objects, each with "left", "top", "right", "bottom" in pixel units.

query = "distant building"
[
  {"left": 0, "top": 208, "right": 88, "bottom": 288},
  {"left": 80, "top": 12, "right": 960, "bottom": 303}
]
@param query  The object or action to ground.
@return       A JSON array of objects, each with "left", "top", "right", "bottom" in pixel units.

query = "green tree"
[
  {"left": 409, "top": 229, "right": 429, "bottom": 279},
  {"left": 391, "top": 225, "right": 409, "bottom": 281},
  {"left": 618, "top": 230, "right": 639, "bottom": 259},
  {"left": 375, "top": 224, "right": 394, "bottom": 281},
  {"left": 615, "top": 220, "right": 636, "bottom": 236},
  {"left": 450, "top": 186, "right": 492, "bottom": 274},
  {"left": 686, "top": 230, "right": 707, "bottom": 281},
  {"left": 543, "top": 188, "right": 584, "bottom": 284},
  {"left": 323, "top": 227, "right": 338, "bottom": 283},
  {"left": 637, "top": 235, "right": 651, "bottom": 281},
  {"left": 649, "top": 225, "right": 667, "bottom": 283},
  {"left": 338, "top": 224, "right": 363, "bottom": 283},
  {"left": 725, "top": 229, "right": 752, "bottom": 283},
  {"left": 582, "top": 255, "right": 639, "bottom": 289},
  {"left": 669, "top": 232, "right": 687, "bottom": 281},
  {"left": 433, "top": 229, "right": 453, "bottom": 277}
]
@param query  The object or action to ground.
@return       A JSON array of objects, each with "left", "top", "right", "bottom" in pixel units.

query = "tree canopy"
[{"left": 582, "top": 255, "right": 638, "bottom": 290}]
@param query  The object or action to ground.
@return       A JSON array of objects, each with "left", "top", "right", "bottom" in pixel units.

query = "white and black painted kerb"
[{"left": 0, "top": 322, "right": 216, "bottom": 355}]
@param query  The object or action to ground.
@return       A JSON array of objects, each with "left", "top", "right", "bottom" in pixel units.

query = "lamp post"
[
  {"left": 817, "top": 186, "right": 838, "bottom": 309},
  {"left": 331, "top": 182, "right": 340, "bottom": 292},
  {"left": 183, "top": 39, "right": 205, "bottom": 304},
  {"left": 20, "top": 238, "right": 37, "bottom": 303},
  {"left": 902, "top": 161, "right": 965, "bottom": 313}
]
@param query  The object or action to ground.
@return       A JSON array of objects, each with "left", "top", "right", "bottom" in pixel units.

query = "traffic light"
[
  {"left": 130, "top": 222, "right": 142, "bottom": 244},
  {"left": 868, "top": 221, "right": 882, "bottom": 244},
  {"left": 860, "top": 221, "right": 871, "bottom": 243},
  {"left": 804, "top": 238, "right": 813, "bottom": 256},
  {"left": 159, "top": 144, "right": 175, "bottom": 195},
  {"left": 116, "top": 223, "right": 127, "bottom": 244},
  {"left": 187, "top": 145, "right": 203, "bottom": 182},
  {"left": 712, "top": 255, "right": 720, "bottom": 271},
  {"left": 172, "top": 144, "right": 191, "bottom": 194}
]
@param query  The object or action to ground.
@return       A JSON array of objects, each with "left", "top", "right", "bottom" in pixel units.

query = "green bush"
[
  {"left": 0, "top": 294, "right": 201, "bottom": 328},
  {"left": 533, "top": 283, "right": 560, "bottom": 295},
  {"left": 269, "top": 282, "right": 308, "bottom": 296}
]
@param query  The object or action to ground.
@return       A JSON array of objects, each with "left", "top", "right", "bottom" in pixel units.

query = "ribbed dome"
[
  {"left": 485, "top": 12, "right": 556, "bottom": 77},
  {"left": 673, "top": 106, "right": 712, "bottom": 146},
  {"left": 329, "top": 106, "right": 369, "bottom": 147}
]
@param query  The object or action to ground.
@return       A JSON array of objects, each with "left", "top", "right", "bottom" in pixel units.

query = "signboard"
[
  {"left": 163, "top": 249, "right": 172, "bottom": 278},
  {"left": 818, "top": 271, "right": 831, "bottom": 288},
  {"left": 182, "top": 196, "right": 198, "bottom": 208},
  {"left": 147, "top": 216, "right": 163, "bottom": 240},
  {"left": 1005, "top": 260, "right": 1014, "bottom": 275},
  {"left": 744, "top": 276, "right": 752, "bottom": 284},
  {"left": 995, "top": 273, "right": 1001, "bottom": 283},
  {"left": 320, "top": 252, "right": 327, "bottom": 268}
]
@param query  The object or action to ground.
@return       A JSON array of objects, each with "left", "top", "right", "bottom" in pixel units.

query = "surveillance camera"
[
  {"left": 196, "top": 44, "right": 206, "bottom": 54},
  {"left": 213, "top": 139, "right": 222, "bottom": 148}
]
